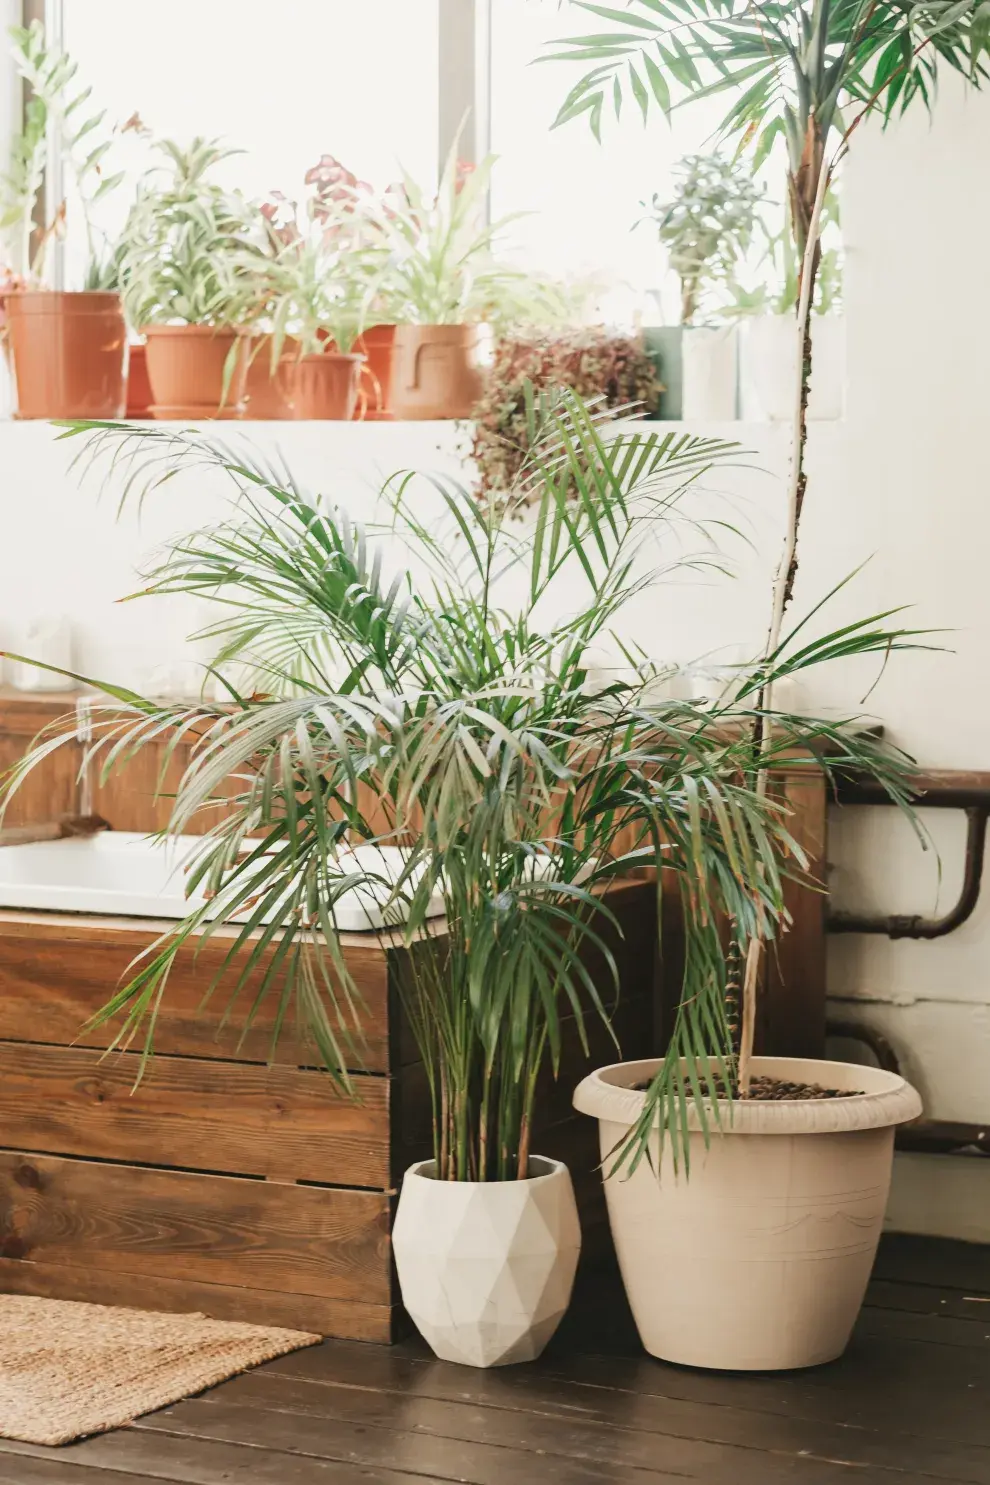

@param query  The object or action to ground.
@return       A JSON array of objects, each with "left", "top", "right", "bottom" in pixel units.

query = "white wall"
[{"left": 0, "top": 75, "right": 987, "bottom": 1236}]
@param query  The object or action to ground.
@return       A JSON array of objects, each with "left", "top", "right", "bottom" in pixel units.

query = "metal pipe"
[{"left": 830, "top": 805, "right": 989, "bottom": 939}]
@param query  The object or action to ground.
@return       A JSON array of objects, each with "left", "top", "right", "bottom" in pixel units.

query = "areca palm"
[
  {"left": 548, "top": 0, "right": 985, "bottom": 1085},
  {"left": 3, "top": 396, "right": 923, "bottom": 1175}
]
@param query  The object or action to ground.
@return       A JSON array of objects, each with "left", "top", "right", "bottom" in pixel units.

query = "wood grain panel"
[
  {"left": 0, "top": 911, "right": 390, "bottom": 1071},
  {"left": 0, "top": 690, "right": 82, "bottom": 828},
  {"left": 0, "top": 1257, "right": 392, "bottom": 1342},
  {"left": 0, "top": 1043, "right": 389, "bottom": 1187},
  {"left": 0, "top": 1151, "right": 390, "bottom": 1302}
]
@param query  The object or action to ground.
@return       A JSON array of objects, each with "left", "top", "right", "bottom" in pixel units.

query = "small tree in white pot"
[{"left": 544, "top": 0, "right": 988, "bottom": 1370}]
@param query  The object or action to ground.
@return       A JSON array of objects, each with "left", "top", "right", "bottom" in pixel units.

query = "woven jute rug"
[{"left": 0, "top": 1295, "right": 320, "bottom": 1447}]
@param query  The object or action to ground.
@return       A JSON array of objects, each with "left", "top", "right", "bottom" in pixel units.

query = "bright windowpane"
[
  {"left": 491, "top": 0, "right": 730, "bottom": 322},
  {"left": 62, "top": 0, "right": 438, "bottom": 283}
]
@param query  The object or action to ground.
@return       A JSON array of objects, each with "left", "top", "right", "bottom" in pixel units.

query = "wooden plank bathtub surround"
[{"left": 0, "top": 882, "right": 659, "bottom": 1341}]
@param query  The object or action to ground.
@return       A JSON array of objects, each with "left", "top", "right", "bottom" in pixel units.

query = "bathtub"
[{"left": 0, "top": 830, "right": 443, "bottom": 931}]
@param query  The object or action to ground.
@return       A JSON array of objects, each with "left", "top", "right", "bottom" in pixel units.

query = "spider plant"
[
  {"left": 1, "top": 394, "right": 923, "bottom": 1178},
  {"left": 548, "top": 0, "right": 986, "bottom": 1085},
  {"left": 1, "top": 19, "right": 126, "bottom": 282},
  {"left": 118, "top": 137, "right": 266, "bottom": 329},
  {"left": 371, "top": 138, "right": 567, "bottom": 330}
]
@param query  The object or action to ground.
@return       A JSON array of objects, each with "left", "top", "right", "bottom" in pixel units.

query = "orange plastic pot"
[
  {"left": 391, "top": 324, "right": 486, "bottom": 420},
  {"left": 4, "top": 290, "right": 127, "bottom": 419},
  {"left": 354, "top": 324, "right": 397, "bottom": 420},
  {"left": 125, "top": 342, "right": 153, "bottom": 419},
  {"left": 284, "top": 352, "right": 364, "bottom": 420},
  {"left": 143, "top": 325, "right": 247, "bottom": 419},
  {"left": 240, "top": 336, "right": 300, "bottom": 420}
]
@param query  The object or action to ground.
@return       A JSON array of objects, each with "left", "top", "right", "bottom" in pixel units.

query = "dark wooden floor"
[{"left": 2, "top": 1233, "right": 989, "bottom": 1484}]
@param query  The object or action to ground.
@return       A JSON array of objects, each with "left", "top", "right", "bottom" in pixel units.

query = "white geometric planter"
[
  {"left": 392, "top": 1155, "right": 581, "bottom": 1368},
  {"left": 574, "top": 1055, "right": 922, "bottom": 1371}
]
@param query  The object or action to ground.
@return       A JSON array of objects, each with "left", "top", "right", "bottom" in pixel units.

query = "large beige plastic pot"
[{"left": 574, "top": 1055, "right": 922, "bottom": 1371}]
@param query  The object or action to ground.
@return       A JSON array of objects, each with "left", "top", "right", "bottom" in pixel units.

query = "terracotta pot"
[
  {"left": 354, "top": 324, "right": 397, "bottom": 420},
  {"left": 4, "top": 290, "right": 127, "bottom": 419},
  {"left": 392, "top": 1155, "right": 581, "bottom": 1368},
  {"left": 143, "top": 325, "right": 247, "bottom": 420},
  {"left": 240, "top": 336, "right": 299, "bottom": 420},
  {"left": 283, "top": 352, "right": 364, "bottom": 420},
  {"left": 391, "top": 324, "right": 486, "bottom": 420},
  {"left": 574, "top": 1055, "right": 922, "bottom": 1371},
  {"left": 125, "top": 342, "right": 153, "bottom": 420}
]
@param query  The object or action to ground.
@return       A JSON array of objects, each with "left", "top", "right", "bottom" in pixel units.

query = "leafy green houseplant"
[
  {"left": 471, "top": 328, "right": 661, "bottom": 501},
  {"left": 117, "top": 136, "right": 267, "bottom": 418},
  {"left": 548, "top": 0, "right": 988, "bottom": 1097},
  {"left": 3, "top": 393, "right": 922, "bottom": 1366},
  {"left": 370, "top": 140, "right": 567, "bottom": 419},
  {"left": 641, "top": 150, "right": 764, "bottom": 418},
  {"left": 0, "top": 20, "right": 129, "bottom": 418}
]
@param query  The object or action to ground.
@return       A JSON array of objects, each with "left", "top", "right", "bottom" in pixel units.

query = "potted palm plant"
[
  {"left": 0, "top": 20, "right": 128, "bottom": 419},
  {"left": 544, "top": 0, "right": 986, "bottom": 1371},
  {"left": 117, "top": 137, "right": 266, "bottom": 419},
  {"left": 372, "top": 141, "right": 566, "bottom": 419},
  {"left": 5, "top": 392, "right": 925, "bottom": 1369},
  {"left": 641, "top": 151, "right": 764, "bottom": 419}
]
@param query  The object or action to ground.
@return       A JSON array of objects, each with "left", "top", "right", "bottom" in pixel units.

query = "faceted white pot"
[
  {"left": 574, "top": 1055, "right": 922, "bottom": 1371},
  {"left": 739, "top": 313, "right": 846, "bottom": 421},
  {"left": 681, "top": 324, "right": 738, "bottom": 420},
  {"left": 392, "top": 1155, "right": 581, "bottom": 1368}
]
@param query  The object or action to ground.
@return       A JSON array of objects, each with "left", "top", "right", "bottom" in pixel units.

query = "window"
[{"left": 61, "top": 0, "right": 440, "bottom": 286}]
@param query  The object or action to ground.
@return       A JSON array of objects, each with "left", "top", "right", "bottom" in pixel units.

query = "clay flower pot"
[
  {"left": 283, "top": 352, "right": 364, "bottom": 420},
  {"left": 125, "top": 342, "right": 154, "bottom": 420},
  {"left": 391, "top": 325, "right": 486, "bottom": 420},
  {"left": 240, "top": 336, "right": 300, "bottom": 420},
  {"left": 4, "top": 290, "right": 127, "bottom": 419},
  {"left": 574, "top": 1055, "right": 922, "bottom": 1371},
  {"left": 354, "top": 324, "right": 397, "bottom": 420},
  {"left": 143, "top": 325, "right": 247, "bottom": 420},
  {"left": 392, "top": 1155, "right": 581, "bottom": 1368}
]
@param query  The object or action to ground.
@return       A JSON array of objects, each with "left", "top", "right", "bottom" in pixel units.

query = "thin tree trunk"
[{"left": 736, "top": 146, "right": 832, "bottom": 1095}]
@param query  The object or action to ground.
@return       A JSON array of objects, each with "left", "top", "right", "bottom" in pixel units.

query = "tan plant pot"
[
  {"left": 4, "top": 290, "right": 127, "bottom": 419},
  {"left": 391, "top": 324, "right": 486, "bottom": 420},
  {"left": 143, "top": 325, "right": 246, "bottom": 420},
  {"left": 574, "top": 1055, "right": 922, "bottom": 1371},
  {"left": 283, "top": 352, "right": 364, "bottom": 420},
  {"left": 392, "top": 1155, "right": 581, "bottom": 1368}
]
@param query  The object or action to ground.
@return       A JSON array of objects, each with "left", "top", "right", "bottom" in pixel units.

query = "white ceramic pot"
[
  {"left": 681, "top": 324, "right": 738, "bottom": 420},
  {"left": 573, "top": 1055, "right": 922, "bottom": 1371},
  {"left": 392, "top": 1155, "right": 581, "bottom": 1368},
  {"left": 739, "top": 314, "right": 846, "bottom": 422}
]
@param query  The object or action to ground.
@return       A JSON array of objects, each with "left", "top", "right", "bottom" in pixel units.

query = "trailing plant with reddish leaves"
[{"left": 472, "top": 329, "right": 661, "bottom": 504}]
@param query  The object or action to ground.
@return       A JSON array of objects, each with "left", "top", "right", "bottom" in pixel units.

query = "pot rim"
[
  {"left": 141, "top": 323, "right": 243, "bottom": 339},
  {"left": 294, "top": 351, "right": 366, "bottom": 365},
  {"left": 574, "top": 1055, "right": 922, "bottom": 1135},
  {"left": 403, "top": 1153, "right": 568, "bottom": 1189},
  {"left": 4, "top": 289, "right": 123, "bottom": 313}
]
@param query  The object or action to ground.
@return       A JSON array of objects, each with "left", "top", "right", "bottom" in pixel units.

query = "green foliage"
[
  {"left": 2, "top": 395, "right": 927, "bottom": 1180},
  {"left": 725, "top": 188, "right": 844, "bottom": 318},
  {"left": 2, "top": 19, "right": 126, "bottom": 281},
  {"left": 369, "top": 138, "right": 568, "bottom": 329},
  {"left": 642, "top": 152, "right": 766, "bottom": 325},
  {"left": 117, "top": 138, "right": 267, "bottom": 328},
  {"left": 471, "top": 329, "right": 661, "bottom": 502},
  {"left": 548, "top": 1, "right": 989, "bottom": 246}
]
